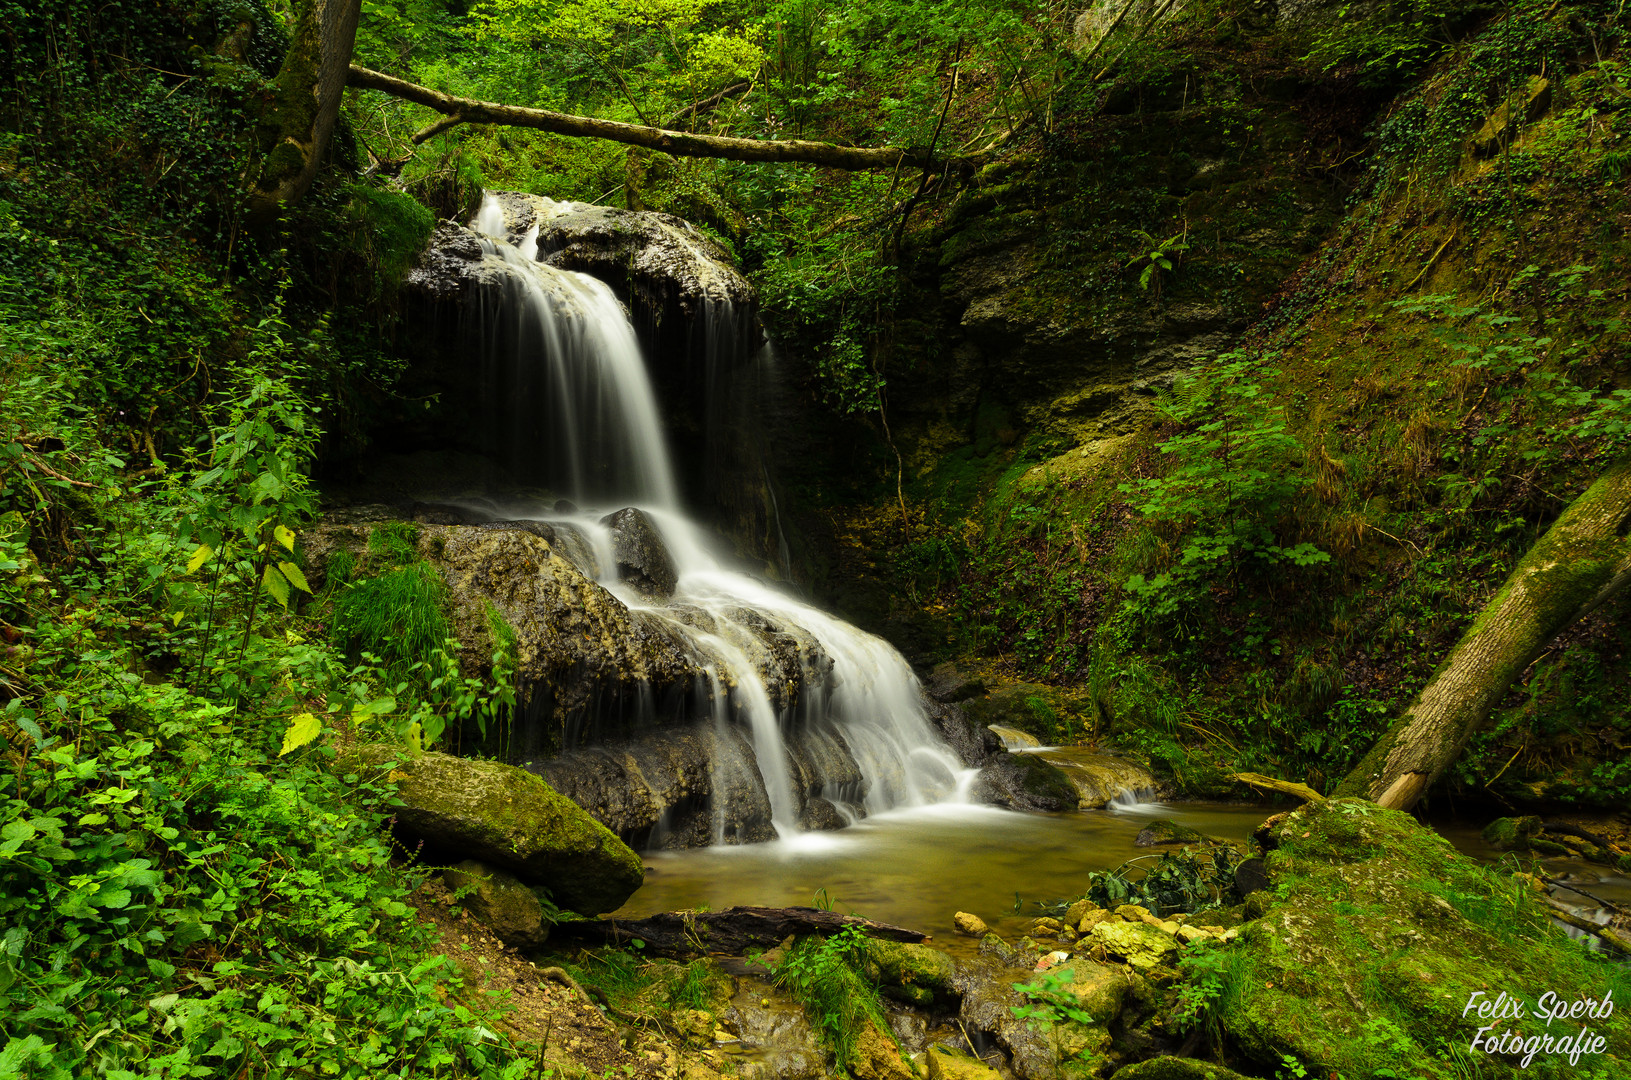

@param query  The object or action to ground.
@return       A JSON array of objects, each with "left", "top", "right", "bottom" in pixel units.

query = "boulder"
[
  {"left": 925, "top": 1047, "right": 1003, "bottom": 1080},
  {"left": 1480, "top": 815, "right": 1542, "bottom": 852},
  {"left": 851, "top": 1023, "right": 913, "bottom": 1080},
  {"left": 971, "top": 752, "right": 1078, "bottom": 812},
  {"left": 955, "top": 911, "right": 991, "bottom": 937},
  {"left": 599, "top": 506, "right": 679, "bottom": 599},
  {"left": 404, "top": 220, "right": 501, "bottom": 303},
  {"left": 1087, "top": 921, "right": 1178, "bottom": 970},
  {"left": 1216, "top": 799, "right": 1631, "bottom": 1076},
  {"left": 859, "top": 939, "right": 959, "bottom": 1002},
  {"left": 1133, "top": 820, "right": 1208, "bottom": 848},
  {"left": 443, "top": 860, "right": 550, "bottom": 949},
  {"left": 344, "top": 746, "right": 643, "bottom": 914}
]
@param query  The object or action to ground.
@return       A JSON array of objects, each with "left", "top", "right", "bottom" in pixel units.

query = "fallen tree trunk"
[
  {"left": 347, "top": 66, "right": 974, "bottom": 174},
  {"left": 1337, "top": 458, "right": 1631, "bottom": 811},
  {"left": 550, "top": 905, "right": 928, "bottom": 958}
]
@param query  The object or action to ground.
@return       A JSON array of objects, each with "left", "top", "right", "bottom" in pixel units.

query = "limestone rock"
[
  {"left": 1133, "top": 820, "right": 1208, "bottom": 847},
  {"left": 925, "top": 1046, "right": 1003, "bottom": 1080},
  {"left": 599, "top": 506, "right": 679, "bottom": 599},
  {"left": 444, "top": 860, "right": 550, "bottom": 949},
  {"left": 860, "top": 939, "right": 959, "bottom": 1000},
  {"left": 1062, "top": 899, "right": 1093, "bottom": 927},
  {"left": 852, "top": 1022, "right": 913, "bottom": 1080},
  {"left": 405, "top": 220, "right": 501, "bottom": 303},
  {"left": 955, "top": 911, "right": 991, "bottom": 937},
  {"left": 1088, "top": 921, "right": 1178, "bottom": 970},
  {"left": 343, "top": 746, "right": 643, "bottom": 914}
]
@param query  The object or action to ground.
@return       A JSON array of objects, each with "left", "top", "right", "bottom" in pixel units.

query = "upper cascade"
[{"left": 420, "top": 193, "right": 975, "bottom": 846}]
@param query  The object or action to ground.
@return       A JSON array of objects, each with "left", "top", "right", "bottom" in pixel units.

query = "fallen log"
[
  {"left": 1231, "top": 772, "right": 1325, "bottom": 804},
  {"left": 551, "top": 905, "right": 928, "bottom": 957}
]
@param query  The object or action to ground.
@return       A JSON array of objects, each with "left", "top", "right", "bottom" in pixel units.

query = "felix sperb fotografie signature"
[{"left": 1462, "top": 989, "right": 1615, "bottom": 1068}]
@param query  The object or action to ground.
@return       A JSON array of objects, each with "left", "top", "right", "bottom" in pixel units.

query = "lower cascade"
[{"left": 447, "top": 194, "right": 975, "bottom": 846}]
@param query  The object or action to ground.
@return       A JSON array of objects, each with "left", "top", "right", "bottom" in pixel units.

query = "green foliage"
[
  {"left": 1119, "top": 353, "right": 1329, "bottom": 619},
  {"left": 1126, "top": 230, "right": 1189, "bottom": 297},
  {"left": 1010, "top": 966, "right": 1099, "bottom": 1028},
  {"left": 1077, "top": 846, "right": 1243, "bottom": 915},
  {"left": 773, "top": 926, "right": 890, "bottom": 1069},
  {"left": 331, "top": 563, "right": 449, "bottom": 672},
  {"left": 1171, "top": 941, "right": 1246, "bottom": 1047}
]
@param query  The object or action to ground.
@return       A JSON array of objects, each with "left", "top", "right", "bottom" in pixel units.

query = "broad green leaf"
[
  {"left": 262, "top": 563, "right": 291, "bottom": 609},
  {"left": 93, "top": 887, "right": 132, "bottom": 909},
  {"left": 277, "top": 560, "right": 311, "bottom": 594},
  {"left": 185, "top": 544, "right": 214, "bottom": 573},
  {"left": 273, "top": 523, "right": 297, "bottom": 551},
  {"left": 280, "top": 712, "right": 322, "bottom": 756}
]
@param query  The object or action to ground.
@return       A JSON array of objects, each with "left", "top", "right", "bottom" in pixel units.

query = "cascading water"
[{"left": 464, "top": 194, "right": 972, "bottom": 843}]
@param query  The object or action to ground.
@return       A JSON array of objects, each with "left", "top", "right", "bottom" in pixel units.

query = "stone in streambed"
[
  {"left": 443, "top": 860, "right": 550, "bottom": 949},
  {"left": 1480, "top": 814, "right": 1542, "bottom": 851},
  {"left": 1133, "top": 820, "right": 1208, "bottom": 847},
  {"left": 925, "top": 1046, "right": 1002, "bottom": 1080},
  {"left": 1088, "top": 921, "right": 1178, "bottom": 970},
  {"left": 954, "top": 911, "right": 990, "bottom": 937},
  {"left": 1110, "top": 1058, "right": 1253, "bottom": 1080}
]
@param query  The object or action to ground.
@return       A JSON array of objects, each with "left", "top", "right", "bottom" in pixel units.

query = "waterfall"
[{"left": 467, "top": 194, "right": 969, "bottom": 843}]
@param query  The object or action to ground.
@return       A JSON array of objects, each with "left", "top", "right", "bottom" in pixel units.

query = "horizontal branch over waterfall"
[{"left": 346, "top": 65, "right": 977, "bottom": 174}]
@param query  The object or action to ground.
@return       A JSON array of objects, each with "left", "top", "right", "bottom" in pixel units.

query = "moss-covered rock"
[
  {"left": 1217, "top": 799, "right": 1631, "bottom": 1077},
  {"left": 1088, "top": 921, "right": 1179, "bottom": 971},
  {"left": 1133, "top": 820, "right": 1209, "bottom": 848},
  {"left": 925, "top": 1047, "right": 1003, "bottom": 1080},
  {"left": 343, "top": 745, "right": 643, "bottom": 914},
  {"left": 1481, "top": 815, "right": 1543, "bottom": 852},
  {"left": 444, "top": 859, "right": 550, "bottom": 948},
  {"left": 859, "top": 939, "right": 959, "bottom": 1001},
  {"left": 1109, "top": 1058, "right": 1251, "bottom": 1080}
]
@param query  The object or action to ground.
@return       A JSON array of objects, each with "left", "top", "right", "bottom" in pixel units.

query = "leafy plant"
[
  {"left": 773, "top": 925, "right": 890, "bottom": 1069},
  {"left": 1011, "top": 966, "right": 1099, "bottom": 1028}
]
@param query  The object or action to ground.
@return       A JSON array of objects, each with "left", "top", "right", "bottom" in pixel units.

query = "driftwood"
[
  {"left": 347, "top": 65, "right": 976, "bottom": 174},
  {"left": 1231, "top": 772, "right": 1325, "bottom": 803},
  {"left": 1542, "top": 898, "right": 1631, "bottom": 957},
  {"left": 551, "top": 905, "right": 928, "bottom": 958}
]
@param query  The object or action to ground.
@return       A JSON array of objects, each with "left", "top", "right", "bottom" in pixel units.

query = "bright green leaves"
[
  {"left": 1011, "top": 966, "right": 1097, "bottom": 1028},
  {"left": 1118, "top": 352, "right": 1327, "bottom": 618},
  {"left": 186, "top": 544, "right": 214, "bottom": 573},
  {"left": 279, "top": 712, "right": 322, "bottom": 756}
]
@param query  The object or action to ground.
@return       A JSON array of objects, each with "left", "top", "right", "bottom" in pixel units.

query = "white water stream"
[{"left": 467, "top": 195, "right": 972, "bottom": 840}]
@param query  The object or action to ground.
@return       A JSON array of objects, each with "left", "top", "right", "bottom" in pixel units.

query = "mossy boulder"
[
  {"left": 1087, "top": 921, "right": 1178, "bottom": 970},
  {"left": 1134, "top": 820, "right": 1209, "bottom": 848},
  {"left": 344, "top": 745, "right": 643, "bottom": 914},
  {"left": 859, "top": 939, "right": 958, "bottom": 1002},
  {"left": 1110, "top": 1058, "right": 1251, "bottom": 1080},
  {"left": 444, "top": 860, "right": 550, "bottom": 948},
  {"left": 1481, "top": 815, "right": 1543, "bottom": 852},
  {"left": 1216, "top": 799, "right": 1631, "bottom": 1077},
  {"left": 925, "top": 1047, "right": 1002, "bottom": 1080},
  {"left": 971, "top": 751, "right": 1079, "bottom": 812}
]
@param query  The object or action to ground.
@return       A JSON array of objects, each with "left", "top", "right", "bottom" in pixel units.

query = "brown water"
[{"left": 615, "top": 800, "right": 1269, "bottom": 955}]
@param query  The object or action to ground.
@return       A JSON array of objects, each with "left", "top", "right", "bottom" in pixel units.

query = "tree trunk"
[
  {"left": 347, "top": 66, "right": 974, "bottom": 174},
  {"left": 247, "top": 0, "right": 363, "bottom": 221},
  {"left": 1337, "top": 459, "right": 1631, "bottom": 810}
]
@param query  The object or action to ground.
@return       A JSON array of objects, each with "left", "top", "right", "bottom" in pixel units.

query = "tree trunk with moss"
[
  {"left": 247, "top": 0, "right": 362, "bottom": 222},
  {"left": 1337, "top": 459, "right": 1631, "bottom": 811}
]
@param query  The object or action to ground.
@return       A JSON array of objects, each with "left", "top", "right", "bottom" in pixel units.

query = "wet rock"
[
  {"left": 1481, "top": 815, "right": 1542, "bottom": 852},
  {"left": 970, "top": 752, "right": 1077, "bottom": 812},
  {"left": 1036, "top": 748, "right": 1155, "bottom": 808},
  {"left": 797, "top": 796, "right": 847, "bottom": 832},
  {"left": 988, "top": 725, "right": 1041, "bottom": 750},
  {"left": 529, "top": 199, "right": 757, "bottom": 313},
  {"left": 340, "top": 745, "right": 643, "bottom": 914},
  {"left": 926, "top": 701, "right": 1004, "bottom": 767},
  {"left": 1110, "top": 1058, "right": 1252, "bottom": 1080},
  {"left": 954, "top": 954, "right": 1056, "bottom": 1080},
  {"left": 1087, "top": 922, "right": 1177, "bottom": 970},
  {"left": 925, "top": 1046, "right": 1002, "bottom": 1080},
  {"left": 954, "top": 912, "right": 991, "bottom": 937},
  {"left": 443, "top": 860, "right": 550, "bottom": 949},
  {"left": 724, "top": 991, "right": 824, "bottom": 1080},
  {"left": 1061, "top": 900, "right": 1093, "bottom": 928},
  {"left": 1134, "top": 820, "right": 1208, "bottom": 848},
  {"left": 600, "top": 506, "right": 679, "bottom": 599},
  {"left": 405, "top": 220, "right": 500, "bottom": 303},
  {"left": 852, "top": 1022, "right": 913, "bottom": 1080}
]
